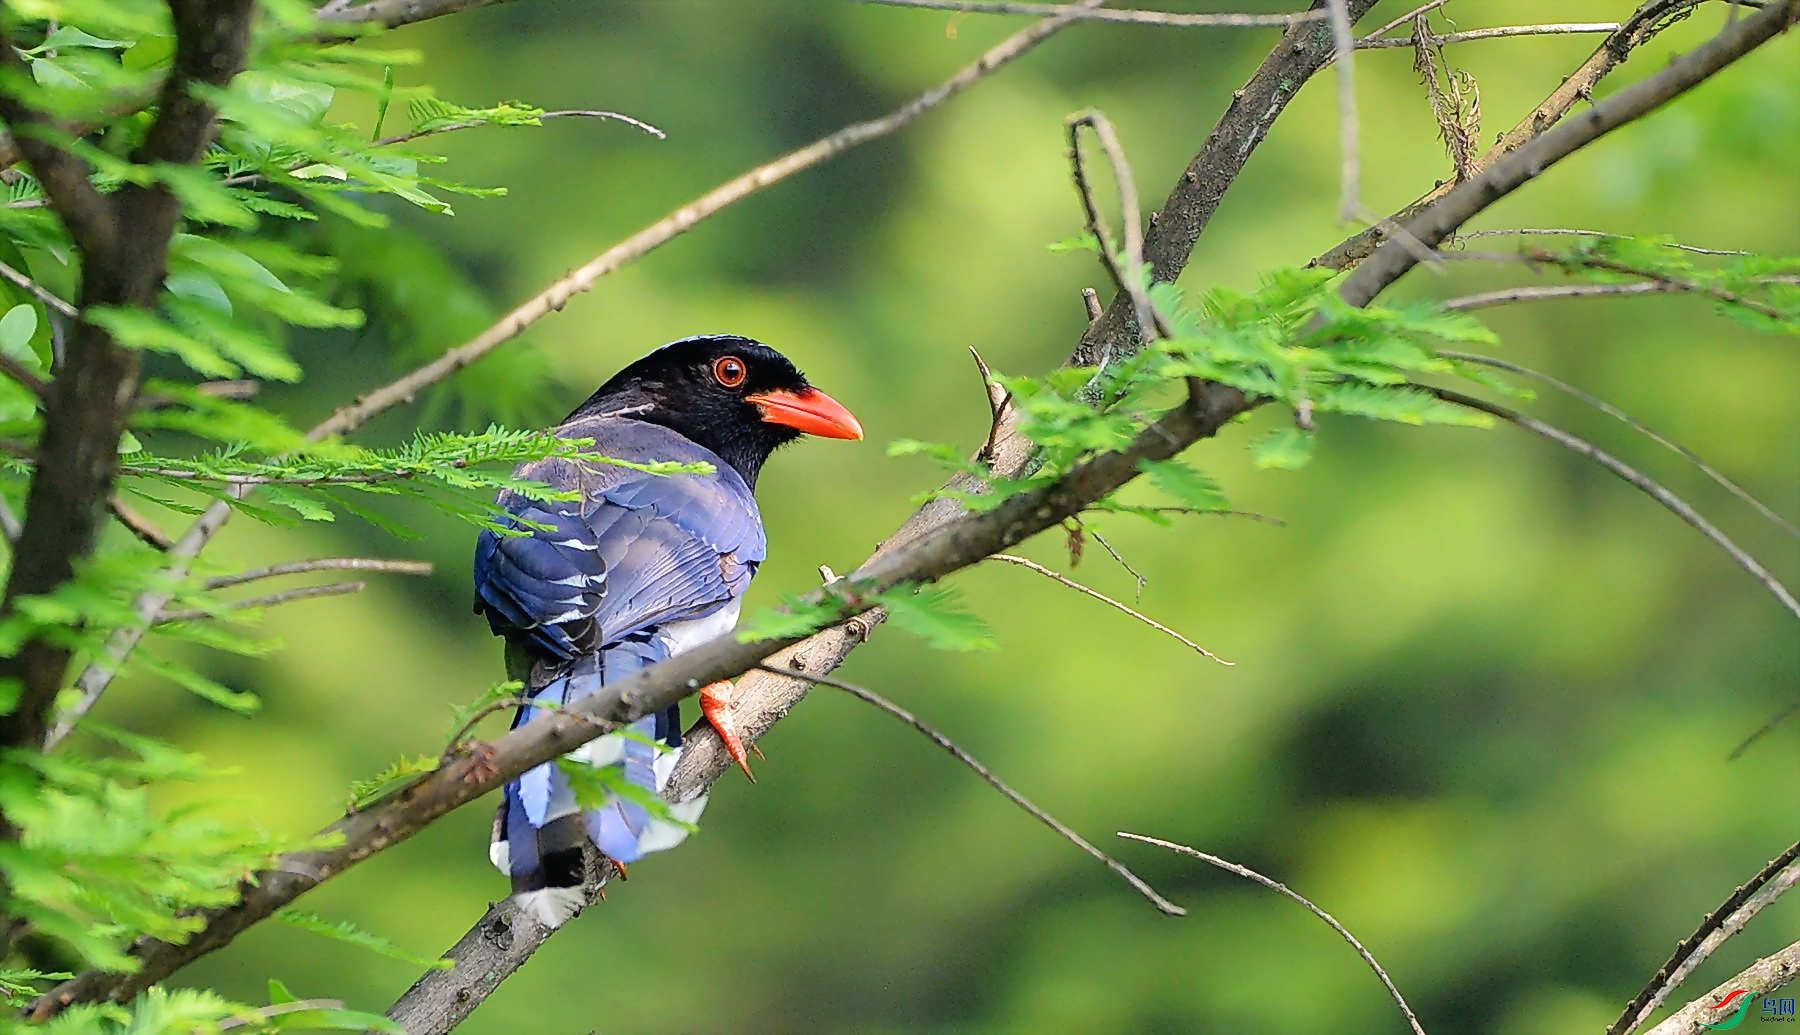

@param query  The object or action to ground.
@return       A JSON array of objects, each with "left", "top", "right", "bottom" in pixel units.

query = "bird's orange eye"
[{"left": 713, "top": 356, "right": 748, "bottom": 388}]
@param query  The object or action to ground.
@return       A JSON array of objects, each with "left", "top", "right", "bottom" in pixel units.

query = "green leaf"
[
  {"left": 1250, "top": 426, "right": 1315, "bottom": 470},
  {"left": 556, "top": 757, "right": 698, "bottom": 833},
  {"left": 276, "top": 909, "right": 453, "bottom": 972},
  {"left": 345, "top": 755, "right": 439, "bottom": 810},
  {"left": 0, "top": 304, "right": 39, "bottom": 361},
  {"left": 37, "top": 26, "right": 133, "bottom": 51},
  {"left": 1137, "top": 458, "right": 1228, "bottom": 511},
  {"left": 734, "top": 594, "right": 846, "bottom": 642},
  {"left": 874, "top": 584, "right": 995, "bottom": 651}
]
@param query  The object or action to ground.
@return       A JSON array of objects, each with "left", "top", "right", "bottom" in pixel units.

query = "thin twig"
[
  {"left": 1119, "top": 832, "right": 1427, "bottom": 1035},
  {"left": 1359, "top": 22, "right": 1621, "bottom": 48},
  {"left": 1327, "top": 0, "right": 1360, "bottom": 220},
  {"left": 109, "top": 496, "right": 174, "bottom": 551},
  {"left": 372, "top": 109, "right": 665, "bottom": 149},
  {"left": 0, "top": 258, "right": 77, "bottom": 318},
  {"left": 1359, "top": 0, "right": 1450, "bottom": 41},
  {"left": 155, "top": 582, "right": 367, "bottom": 624},
  {"left": 1087, "top": 528, "right": 1147, "bottom": 600},
  {"left": 1444, "top": 281, "right": 1670, "bottom": 309},
  {"left": 760, "top": 665, "right": 1186, "bottom": 916},
  {"left": 1727, "top": 698, "right": 1800, "bottom": 760},
  {"left": 1425, "top": 386, "right": 1800, "bottom": 621},
  {"left": 0, "top": 495, "right": 20, "bottom": 543},
  {"left": 1067, "top": 111, "right": 1164, "bottom": 343},
  {"left": 1644, "top": 939, "right": 1800, "bottom": 1035},
  {"left": 1612, "top": 842, "right": 1800, "bottom": 1035},
  {"left": 218, "top": 1000, "right": 348, "bottom": 1031},
  {"left": 860, "top": 0, "right": 1326, "bottom": 28},
  {"left": 1440, "top": 352, "right": 1799, "bottom": 538},
  {"left": 206, "top": 557, "right": 433, "bottom": 590},
  {"left": 1458, "top": 227, "right": 1748, "bottom": 257},
  {"left": 988, "top": 553, "right": 1231, "bottom": 664}
]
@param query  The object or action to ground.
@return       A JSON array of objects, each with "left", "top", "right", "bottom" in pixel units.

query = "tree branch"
[
  {"left": 1643, "top": 939, "right": 1800, "bottom": 1035},
  {"left": 1612, "top": 841, "right": 1800, "bottom": 1035},
  {"left": 316, "top": 0, "right": 518, "bottom": 30},
  {"left": 859, "top": 0, "right": 1326, "bottom": 29}
]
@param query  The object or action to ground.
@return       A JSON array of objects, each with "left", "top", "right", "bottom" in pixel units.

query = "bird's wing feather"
[{"left": 472, "top": 419, "right": 765, "bottom": 661}]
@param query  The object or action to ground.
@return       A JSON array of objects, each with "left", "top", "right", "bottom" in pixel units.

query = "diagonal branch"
[
  {"left": 988, "top": 553, "right": 1230, "bottom": 663},
  {"left": 1612, "top": 841, "right": 1800, "bottom": 1035},
  {"left": 860, "top": 0, "right": 1326, "bottom": 29},
  {"left": 317, "top": 0, "right": 519, "bottom": 30},
  {"left": 1643, "top": 939, "right": 1800, "bottom": 1035}
]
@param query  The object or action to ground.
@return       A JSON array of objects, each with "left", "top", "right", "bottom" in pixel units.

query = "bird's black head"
[{"left": 567, "top": 335, "right": 863, "bottom": 487}]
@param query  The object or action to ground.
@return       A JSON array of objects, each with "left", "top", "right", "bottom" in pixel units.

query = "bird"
[{"left": 472, "top": 334, "right": 862, "bottom": 928}]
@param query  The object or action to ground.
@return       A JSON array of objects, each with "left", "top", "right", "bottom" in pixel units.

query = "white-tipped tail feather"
[{"left": 513, "top": 887, "right": 586, "bottom": 930}]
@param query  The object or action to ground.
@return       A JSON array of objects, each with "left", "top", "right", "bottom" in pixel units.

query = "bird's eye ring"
[{"left": 713, "top": 356, "right": 748, "bottom": 388}]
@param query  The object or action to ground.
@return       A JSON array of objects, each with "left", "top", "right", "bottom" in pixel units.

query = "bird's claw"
[
  {"left": 463, "top": 742, "right": 500, "bottom": 785},
  {"left": 699, "top": 679, "right": 756, "bottom": 783}
]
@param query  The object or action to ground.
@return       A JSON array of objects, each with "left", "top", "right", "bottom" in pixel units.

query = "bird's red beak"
[{"left": 748, "top": 387, "right": 863, "bottom": 441}]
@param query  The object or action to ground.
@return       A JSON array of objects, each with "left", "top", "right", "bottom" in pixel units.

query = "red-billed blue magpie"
[{"left": 473, "top": 335, "right": 862, "bottom": 927}]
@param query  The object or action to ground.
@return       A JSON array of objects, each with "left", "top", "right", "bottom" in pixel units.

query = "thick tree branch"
[
  {"left": 1643, "top": 940, "right": 1800, "bottom": 1035},
  {"left": 1613, "top": 841, "right": 1800, "bottom": 1035}
]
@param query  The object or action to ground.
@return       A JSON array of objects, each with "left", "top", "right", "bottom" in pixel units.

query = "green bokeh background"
[{"left": 99, "top": 2, "right": 1800, "bottom": 1031}]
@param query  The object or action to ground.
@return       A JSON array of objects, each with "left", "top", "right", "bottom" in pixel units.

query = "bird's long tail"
[{"left": 490, "top": 648, "right": 710, "bottom": 929}]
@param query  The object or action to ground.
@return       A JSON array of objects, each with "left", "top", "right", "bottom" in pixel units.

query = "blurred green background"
[{"left": 96, "top": 1, "right": 1800, "bottom": 1031}]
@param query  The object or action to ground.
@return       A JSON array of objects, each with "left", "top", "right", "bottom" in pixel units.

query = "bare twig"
[
  {"left": 1359, "top": 0, "right": 1451, "bottom": 41},
  {"left": 0, "top": 257, "right": 77, "bottom": 318},
  {"left": 1727, "top": 698, "right": 1800, "bottom": 760},
  {"left": 207, "top": 558, "right": 433, "bottom": 590},
  {"left": 372, "top": 109, "right": 664, "bottom": 149},
  {"left": 860, "top": 0, "right": 1326, "bottom": 28},
  {"left": 1087, "top": 528, "right": 1147, "bottom": 599},
  {"left": 988, "top": 554, "right": 1230, "bottom": 664},
  {"left": 318, "top": 0, "right": 518, "bottom": 30},
  {"left": 1119, "top": 832, "right": 1427, "bottom": 1035},
  {"left": 1360, "top": 22, "right": 1622, "bottom": 48},
  {"left": 1440, "top": 352, "right": 1800, "bottom": 539},
  {"left": 109, "top": 496, "right": 174, "bottom": 551},
  {"left": 770, "top": 666, "right": 1185, "bottom": 914},
  {"left": 1612, "top": 842, "right": 1800, "bottom": 1035},
  {"left": 218, "top": 1000, "right": 349, "bottom": 1031},
  {"left": 1457, "top": 227, "right": 1748, "bottom": 257},
  {"left": 1644, "top": 940, "right": 1800, "bottom": 1035},
  {"left": 0, "top": 349, "right": 45, "bottom": 399},
  {"left": 1424, "top": 386, "right": 1800, "bottom": 621},
  {"left": 1067, "top": 110, "right": 1164, "bottom": 342},
  {"left": 156, "top": 582, "right": 367, "bottom": 624},
  {"left": 1445, "top": 281, "right": 1671, "bottom": 309}
]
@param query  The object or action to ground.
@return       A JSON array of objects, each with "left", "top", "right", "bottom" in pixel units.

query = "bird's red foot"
[{"left": 699, "top": 679, "right": 756, "bottom": 783}]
